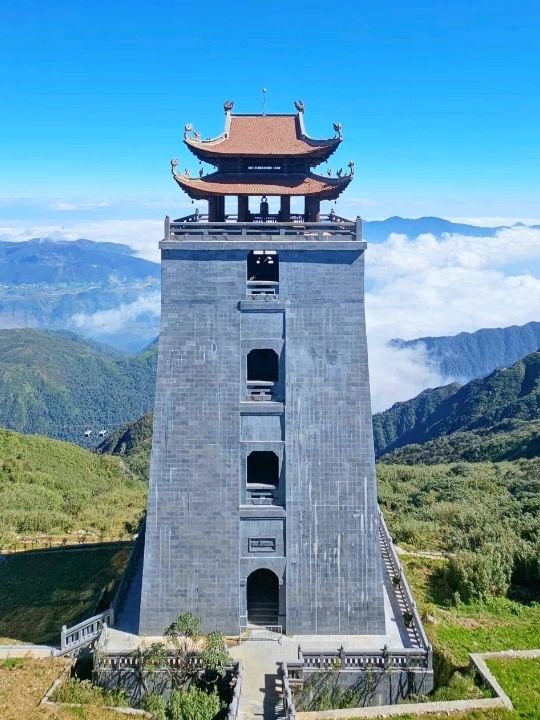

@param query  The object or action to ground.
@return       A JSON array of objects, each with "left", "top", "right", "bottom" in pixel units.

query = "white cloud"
[
  {"left": 71, "top": 292, "right": 161, "bottom": 334},
  {"left": 53, "top": 200, "right": 112, "bottom": 211},
  {"left": 366, "top": 225, "right": 540, "bottom": 411}
]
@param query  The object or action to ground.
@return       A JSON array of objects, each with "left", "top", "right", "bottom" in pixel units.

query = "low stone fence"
[
  {"left": 0, "top": 643, "right": 57, "bottom": 658},
  {"left": 281, "top": 662, "right": 297, "bottom": 720},
  {"left": 38, "top": 662, "right": 152, "bottom": 717},
  {"left": 290, "top": 649, "right": 540, "bottom": 718},
  {"left": 299, "top": 646, "right": 431, "bottom": 672},
  {"left": 227, "top": 660, "right": 243, "bottom": 720},
  {"left": 94, "top": 649, "right": 240, "bottom": 708},
  {"left": 379, "top": 510, "right": 431, "bottom": 654}
]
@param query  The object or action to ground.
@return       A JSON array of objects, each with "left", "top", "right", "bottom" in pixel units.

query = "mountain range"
[
  {"left": 0, "top": 238, "right": 160, "bottom": 352},
  {"left": 373, "top": 349, "right": 540, "bottom": 462},
  {"left": 392, "top": 321, "right": 540, "bottom": 382},
  {"left": 361, "top": 216, "right": 538, "bottom": 243}
]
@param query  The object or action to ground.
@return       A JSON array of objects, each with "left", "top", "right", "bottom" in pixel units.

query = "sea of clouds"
[{"left": 2, "top": 220, "right": 540, "bottom": 412}]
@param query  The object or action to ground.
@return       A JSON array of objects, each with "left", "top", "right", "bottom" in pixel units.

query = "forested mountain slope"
[
  {"left": 374, "top": 350, "right": 540, "bottom": 458},
  {"left": 0, "top": 329, "right": 157, "bottom": 444},
  {"left": 96, "top": 412, "right": 153, "bottom": 480},
  {"left": 392, "top": 321, "right": 540, "bottom": 382}
]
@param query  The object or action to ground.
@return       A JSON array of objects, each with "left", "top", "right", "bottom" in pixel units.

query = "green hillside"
[
  {"left": 0, "top": 427, "right": 147, "bottom": 548},
  {"left": 374, "top": 350, "right": 540, "bottom": 460},
  {"left": 0, "top": 328, "right": 156, "bottom": 444},
  {"left": 373, "top": 383, "right": 460, "bottom": 456},
  {"left": 96, "top": 412, "right": 153, "bottom": 480}
]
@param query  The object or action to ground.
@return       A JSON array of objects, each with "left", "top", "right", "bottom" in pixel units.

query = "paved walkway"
[{"left": 229, "top": 636, "right": 298, "bottom": 719}]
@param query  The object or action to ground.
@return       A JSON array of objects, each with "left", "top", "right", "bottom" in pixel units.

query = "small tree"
[{"left": 199, "top": 630, "right": 232, "bottom": 687}]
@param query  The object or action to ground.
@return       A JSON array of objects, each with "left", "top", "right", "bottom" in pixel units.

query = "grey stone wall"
[
  {"left": 282, "top": 250, "right": 385, "bottom": 634},
  {"left": 139, "top": 236, "right": 385, "bottom": 637}
]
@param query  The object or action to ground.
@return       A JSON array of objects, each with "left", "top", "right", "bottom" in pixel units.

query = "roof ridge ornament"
[
  {"left": 184, "top": 124, "right": 201, "bottom": 141},
  {"left": 224, "top": 100, "right": 234, "bottom": 113},
  {"left": 294, "top": 100, "right": 305, "bottom": 113},
  {"left": 333, "top": 122, "right": 343, "bottom": 140}
]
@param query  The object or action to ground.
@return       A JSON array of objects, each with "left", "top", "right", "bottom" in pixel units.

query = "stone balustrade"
[
  {"left": 378, "top": 511, "right": 432, "bottom": 656},
  {"left": 281, "top": 662, "right": 297, "bottom": 720},
  {"left": 60, "top": 609, "right": 114, "bottom": 654},
  {"left": 165, "top": 215, "right": 360, "bottom": 240}
]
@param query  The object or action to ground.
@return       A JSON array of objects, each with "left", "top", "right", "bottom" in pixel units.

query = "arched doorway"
[{"left": 246, "top": 569, "right": 279, "bottom": 625}]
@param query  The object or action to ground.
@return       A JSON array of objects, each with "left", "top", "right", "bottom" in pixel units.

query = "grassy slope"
[
  {"left": 401, "top": 556, "right": 540, "bottom": 667},
  {"left": 0, "top": 544, "right": 130, "bottom": 644},
  {"left": 390, "top": 658, "right": 540, "bottom": 720},
  {"left": 0, "top": 428, "right": 147, "bottom": 543},
  {"left": 0, "top": 658, "right": 121, "bottom": 720}
]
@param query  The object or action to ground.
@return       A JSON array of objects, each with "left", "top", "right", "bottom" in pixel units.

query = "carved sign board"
[{"left": 249, "top": 537, "right": 276, "bottom": 552}]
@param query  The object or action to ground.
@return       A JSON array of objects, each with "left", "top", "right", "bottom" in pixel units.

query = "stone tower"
[{"left": 138, "top": 102, "right": 386, "bottom": 636}]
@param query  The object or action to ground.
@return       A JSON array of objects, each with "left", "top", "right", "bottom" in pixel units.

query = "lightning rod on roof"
[{"left": 262, "top": 87, "right": 267, "bottom": 116}]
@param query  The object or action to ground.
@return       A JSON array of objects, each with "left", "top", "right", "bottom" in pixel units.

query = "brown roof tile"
[
  {"left": 173, "top": 171, "right": 351, "bottom": 200},
  {"left": 185, "top": 114, "right": 340, "bottom": 160}
]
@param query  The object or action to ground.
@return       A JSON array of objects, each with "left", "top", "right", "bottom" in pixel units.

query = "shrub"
[
  {"left": 168, "top": 686, "right": 223, "bottom": 720},
  {"left": 142, "top": 692, "right": 167, "bottom": 720},
  {"left": 446, "top": 544, "right": 514, "bottom": 602}
]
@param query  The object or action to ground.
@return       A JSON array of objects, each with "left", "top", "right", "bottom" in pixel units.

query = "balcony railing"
[
  {"left": 246, "top": 280, "right": 279, "bottom": 298},
  {"left": 247, "top": 483, "right": 277, "bottom": 505},
  {"left": 165, "top": 214, "right": 360, "bottom": 240},
  {"left": 246, "top": 380, "right": 275, "bottom": 401}
]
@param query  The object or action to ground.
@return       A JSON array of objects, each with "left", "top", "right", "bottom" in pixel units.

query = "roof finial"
[
  {"left": 224, "top": 100, "right": 234, "bottom": 113},
  {"left": 262, "top": 88, "right": 267, "bottom": 116},
  {"left": 294, "top": 100, "right": 305, "bottom": 113},
  {"left": 333, "top": 122, "right": 343, "bottom": 140}
]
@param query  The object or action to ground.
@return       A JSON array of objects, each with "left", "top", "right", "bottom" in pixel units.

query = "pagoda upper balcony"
[
  {"left": 164, "top": 213, "right": 362, "bottom": 242},
  {"left": 170, "top": 101, "right": 357, "bottom": 224}
]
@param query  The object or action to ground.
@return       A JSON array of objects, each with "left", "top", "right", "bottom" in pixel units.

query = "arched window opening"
[
  {"left": 247, "top": 349, "right": 279, "bottom": 401},
  {"left": 246, "top": 569, "right": 279, "bottom": 626},
  {"left": 247, "top": 451, "right": 279, "bottom": 504}
]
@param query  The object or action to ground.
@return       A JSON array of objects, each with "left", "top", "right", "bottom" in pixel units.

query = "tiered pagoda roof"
[
  {"left": 174, "top": 171, "right": 350, "bottom": 200},
  {"left": 172, "top": 101, "right": 353, "bottom": 202},
  {"left": 184, "top": 113, "right": 341, "bottom": 164}
]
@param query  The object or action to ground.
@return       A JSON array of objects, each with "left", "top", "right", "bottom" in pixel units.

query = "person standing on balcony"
[{"left": 260, "top": 195, "right": 269, "bottom": 221}]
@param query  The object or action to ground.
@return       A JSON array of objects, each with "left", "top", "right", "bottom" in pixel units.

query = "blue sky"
[{"left": 1, "top": 0, "right": 539, "bottom": 224}]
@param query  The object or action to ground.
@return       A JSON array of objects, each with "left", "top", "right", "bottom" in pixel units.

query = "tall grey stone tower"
[{"left": 138, "top": 102, "right": 386, "bottom": 636}]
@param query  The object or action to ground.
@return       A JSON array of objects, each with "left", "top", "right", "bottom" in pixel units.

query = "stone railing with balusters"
[
  {"left": 280, "top": 662, "right": 297, "bottom": 720},
  {"left": 226, "top": 661, "right": 243, "bottom": 720},
  {"left": 59, "top": 609, "right": 114, "bottom": 655},
  {"left": 165, "top": 215, "right": 361, "bottom": 241},
  {"left": 246, "top": 280, "right": 279, "bottom": 297},
  {"left": 379, "top": 510, "right": 432, "bottom": 656},
  {"left": 246, "top": 380, "right": 275, "bottom": 401},
  {"left": 298, "top": 645, "right": 430, "bottom": 672}
]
